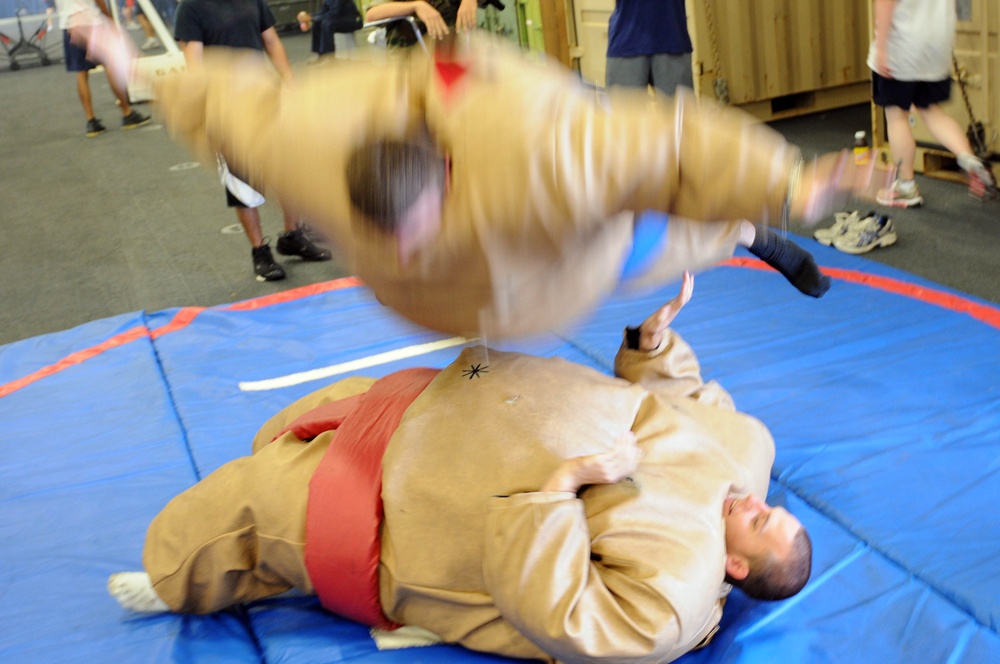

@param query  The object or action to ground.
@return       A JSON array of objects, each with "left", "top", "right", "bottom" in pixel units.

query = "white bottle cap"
[{"left": 855, "top": 130, "right": 866, "bottom": 139}]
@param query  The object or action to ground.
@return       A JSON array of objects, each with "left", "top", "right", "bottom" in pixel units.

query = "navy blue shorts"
[
  {"left": 63, "top": 31, "right": 98, "bottom": 72},
  {"left": 871, "top": 72, "right": 952, "bottom": 110}
]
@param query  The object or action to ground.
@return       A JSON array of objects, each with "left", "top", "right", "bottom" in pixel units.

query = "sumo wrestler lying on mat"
[{"left": 109, "top": 273, "right": 810, "bottom": 664}]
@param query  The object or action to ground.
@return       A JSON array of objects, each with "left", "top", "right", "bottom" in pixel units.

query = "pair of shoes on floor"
[
  {"left": 813, "top": 209, "right": 876, "bottom": 246},
  {"left": 832, "top": 213, "right": 897, "bottom": 255},
  {"left": 252, "top": 230, "right": 332, "bottom": 282},
  {"left": 141, "top": 36, "right": 161, "bottom": 51},
  {"left": 86, "top": 118, "right": 106, "bottom": 137},
  {"left": 876, "top": 180, "right": 923, "bottom": 208}
]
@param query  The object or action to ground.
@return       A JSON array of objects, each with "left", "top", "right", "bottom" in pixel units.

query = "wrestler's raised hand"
[
  {"left": 541, "top": 432, "right": 642, "bottom": 493},
  {"left": 637, "top": 271, "right": 694, "bottom": 351}
]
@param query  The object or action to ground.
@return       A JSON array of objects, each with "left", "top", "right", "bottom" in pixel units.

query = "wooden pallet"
[{"left": 700, "top": 81, "right": 871, "bottom": 124}]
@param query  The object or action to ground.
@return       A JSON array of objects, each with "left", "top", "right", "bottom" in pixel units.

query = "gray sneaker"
[
  {"left": 833, "top": 214, "right": 897, "bottom": 254},
  {"left": 876, "top": 180, "right": 923, "bottom": 207}
]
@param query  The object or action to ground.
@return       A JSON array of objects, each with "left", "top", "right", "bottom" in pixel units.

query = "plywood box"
[{"left": 567, "top": 0, "right": 871, "bottom": 121}]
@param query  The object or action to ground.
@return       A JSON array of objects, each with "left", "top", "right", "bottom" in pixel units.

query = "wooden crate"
[
  {"left": 870, "top": 0, "right": 998, "bottom": 177},
  {"left": 687, "top": 0, "right": 872, "bottom": 119},
  {"left": 564, "top": 0, "right": 871, "bottom": 121}
]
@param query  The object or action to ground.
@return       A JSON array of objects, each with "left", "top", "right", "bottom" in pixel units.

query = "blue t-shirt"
[
  {"left": 606, "top": 0, "right": 692, "bottom": 58},
  {"left": 174, "top": 0, "right": 276, "bottom": 51}
]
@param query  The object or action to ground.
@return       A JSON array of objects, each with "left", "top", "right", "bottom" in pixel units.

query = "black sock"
[{"left": 748, "top": 225, "right": 830, "bottom": 298}]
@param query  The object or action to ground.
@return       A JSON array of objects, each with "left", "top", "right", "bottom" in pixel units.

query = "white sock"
[
  {"left": 897, "top": 179, "right": 916, "bottom": 193},
  {"left": 956, "top": 152, "right": 980, "bottom": 171},
  {"left": 107, "top": 572, "right": 171, "bottom": 613},
  {"left": 956, "top": 153, "right": 991, "bottom": 182}
]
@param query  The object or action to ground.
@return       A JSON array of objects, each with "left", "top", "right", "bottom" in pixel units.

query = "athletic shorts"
[
  {"left": 63, "top": 31, "right": 98, "bottom": 72},
  {"left": 218, "top": 157, "right": 265, "bottom": 209},
  {"left": 871, "top": 72, "right": 952, "bottom": 110}
]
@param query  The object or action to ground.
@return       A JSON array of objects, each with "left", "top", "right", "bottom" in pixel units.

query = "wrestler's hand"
[
  {"left": 297, "top": 11, "right": 313, "bottom": 31},
  {"left": 456, "top": 0, "right": 478, "bottom": 32},
  {"left": 791, "top": 151, "right": 882, "bottom": 226},
  {"left": 541, "top": 432, "right": 642, "bottom": 493},
  {"left": 637, "top": 271, "right": 693, "bottom": 351},
  {"left": 415, "top": 1, "right": 449, "bottom": 39}
]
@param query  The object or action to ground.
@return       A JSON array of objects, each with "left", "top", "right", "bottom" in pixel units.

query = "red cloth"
[
  {"left": 303, "top": 368, "right": 439, "bottom": 630},
  {"left": 273, "top": 394, "right": 364, "bottom": 443}
]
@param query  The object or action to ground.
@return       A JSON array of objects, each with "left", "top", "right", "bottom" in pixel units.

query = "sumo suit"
[
  {"left": 153, "top": 36, "right": 805, "bottom": 337},
  {"left": 143, "top": 327, "right": 775, "bottom": 664}
]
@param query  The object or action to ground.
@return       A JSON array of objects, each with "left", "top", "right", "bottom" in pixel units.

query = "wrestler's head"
[
  {"left": 346, "top": 138, "right": 447, "bottom": 266},
  {"left": 722, "top": 494, "right": 811, "bottom": 601}
]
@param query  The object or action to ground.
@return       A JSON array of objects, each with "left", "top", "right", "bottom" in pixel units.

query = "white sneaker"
[
  {"left": 141, "top": 36, "right": 161, "bottom": 51},
  {"left": 876, "top": 180, "right": 923, "bottom": 207},
  {"left": 813, "top": 210, "right": 871, "bottom": 246},
  {"left": 833, "top": 215, "right": 898, "bottom": 254},
  {"left": 958, "top": 154, "right": 999, "bottom": 200}
]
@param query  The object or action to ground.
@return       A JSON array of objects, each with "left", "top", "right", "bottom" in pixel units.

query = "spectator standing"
[
  {"left": 605, "top": 0, "right": 692, "bottom": 95},
  {"left": 174, "top": 0, "right": 332, "bottom": 281}
]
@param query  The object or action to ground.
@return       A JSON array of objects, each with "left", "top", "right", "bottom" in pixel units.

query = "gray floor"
[{"left": 1, "top": 26, "right": 997, "bottom": 347}]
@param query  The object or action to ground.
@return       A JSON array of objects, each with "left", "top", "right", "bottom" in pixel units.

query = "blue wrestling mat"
[{"left": 1, "top": 230, "right": 998, "bottom": 663}]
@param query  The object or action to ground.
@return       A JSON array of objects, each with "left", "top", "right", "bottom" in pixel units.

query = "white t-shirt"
[
  {"left": 866, "top": 0, "right": 956, "bottom": 81},
  {"left": 54, "top": 0, "right": 103, "bottom": 30}
]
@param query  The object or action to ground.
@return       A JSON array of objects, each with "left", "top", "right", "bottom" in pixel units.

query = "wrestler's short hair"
[
  {"left": 346, "top": 138, "right": 446, "bottom": 233},
  {"left": 730, "top": 527, "right": 812, "bottom": 601}
]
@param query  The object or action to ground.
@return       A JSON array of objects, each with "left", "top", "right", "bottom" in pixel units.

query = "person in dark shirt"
[
  {"left": 173, "top": 0, "right": 332, "bottom": 281},
  {"left": 605, "top": 0, "right": 693, "bottom": 96}
]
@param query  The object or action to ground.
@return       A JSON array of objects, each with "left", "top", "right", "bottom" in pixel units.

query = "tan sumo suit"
[
  {"left": 145, "top": 329, "right": 774, "bottom": 663},
  {"left": 154, "top": 36, "right": 802, "bottom": 337}
]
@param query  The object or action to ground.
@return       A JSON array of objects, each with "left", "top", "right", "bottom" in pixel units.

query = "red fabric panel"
[
  {"left": 272, "top": 393, "right": 364, "bottom": 442},
  {"left": 304, "top": 368, "right": 439, "bottom": 630}
]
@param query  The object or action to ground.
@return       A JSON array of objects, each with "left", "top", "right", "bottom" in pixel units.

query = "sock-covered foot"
[
  {"left": 748, "top": 224, "right": 830, "bottom": 298},
  {"left": 107, "top": 572, "right": 170, "bottom": 612}
]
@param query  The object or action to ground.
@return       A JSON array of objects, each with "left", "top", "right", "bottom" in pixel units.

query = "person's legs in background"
[
  {"left": 873, "top": 73, "right": 923, "bottom": 207},
  {"left": 649, "top": 51, "right": 692, "bottom": 97},
  {"left": 879, "top": 103, "right": 922, "bottom": 206},
  {"left": 64, "top": 31, "right": 106, "bottom": 137},
  {"left": 232, "top": 202, "right": 286, "bottom": 282},
  {"left": 63, "top": 23, "right": 150, "bottom": 134},
  {"left": 135, "top": 9, "right": 160, "bottom": 50},
  {"left": 605, "top": 56, "right": 653, "bottom": 90},
  {"left": 916, "top": 102, "right": 997, "bottom": 196},
  {"left": 226, "top": 182, "right": 331, "bottom": 282}
]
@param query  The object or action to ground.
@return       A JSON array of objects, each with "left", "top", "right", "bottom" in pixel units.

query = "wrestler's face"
[
  {"left": 723, "top": 494, "right": 802, "bottom": 571},
  {"left": 395, "top": 184, "right": 444, "bottom": 266}
]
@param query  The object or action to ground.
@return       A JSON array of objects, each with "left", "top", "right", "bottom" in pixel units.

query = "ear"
[{"left": 725, "top": 553, "right": 749, "bottom": 581}]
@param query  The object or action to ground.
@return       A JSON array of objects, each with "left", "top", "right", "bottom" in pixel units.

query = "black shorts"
[
  {"left": 63, "top": 31, "right": 98, "bottom": 72},
  {"left": 871, "top": 72, "right": 952, "bottom": 110}
]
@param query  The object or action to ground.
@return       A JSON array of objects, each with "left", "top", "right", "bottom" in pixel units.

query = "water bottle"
[{"left": 854, "top": 130, "right": 870, "bottom": 166}]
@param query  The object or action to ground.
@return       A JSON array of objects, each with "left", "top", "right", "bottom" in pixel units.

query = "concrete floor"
[{"left": 0, "top": 23, "right": 997, "bottom": 347}]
